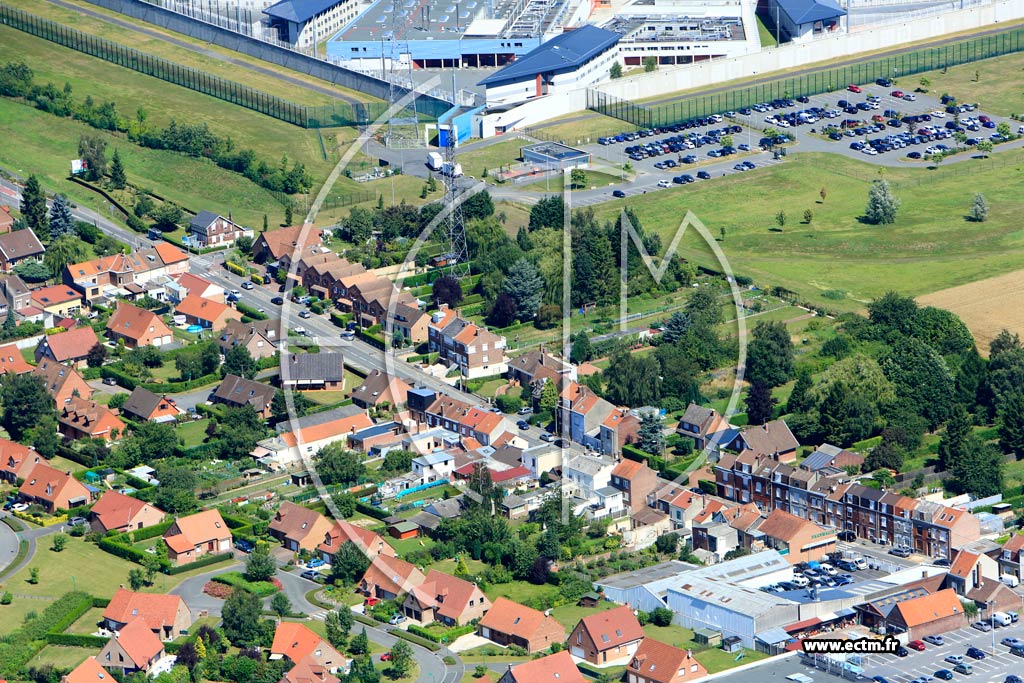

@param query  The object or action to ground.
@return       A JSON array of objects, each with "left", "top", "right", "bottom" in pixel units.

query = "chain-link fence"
[
  {"left": 589, "top": 26, "right": 1024, "bottom": 128},
  {"left": 0, "top": 3, "right": 445, "bottom": 127}
]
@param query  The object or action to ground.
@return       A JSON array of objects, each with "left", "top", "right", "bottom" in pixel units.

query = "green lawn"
[
  {"left": 642, "top": 623, "right": 769, "bottom": 673},
  {"left": 175, "top": 419, "right": 210, "bottom": 448},
  {"left": 66, "top": 606, "right": 106, "bottom": 635},
  {"left": 303, "top": 390, "right": 350, "bottom": 406},
  {"left": 459, "top": 139, "right": 531, "bottom": 179},
  {"left": 386, "top": 534, "right": 435, "bottom": 558},
  {"left": 532, "top": 112, "right": 631, "bottom": 145},
  {"left": 594, "top": 151, "right": 1024, "bottom": 312},
  {"left": 4, "top": 0, "right": 376, "bottom": 105},
  {"left": 523, "top": 171, "right": 623, "bottom": 193},
  {"left": 549, "top": 599, "right": 617, "bottom": 631},
  {"left": 28, "top": 645, "right": 98, "bottom": 670},
  {"left": 757, "top": 16, "right": 779, "bottom": 47},
  {"left": 483, "top": 581, "right": 558, "bottom": 609},
  {"left": 909, "top": 51, "right": 1024, "bottom": 117}
]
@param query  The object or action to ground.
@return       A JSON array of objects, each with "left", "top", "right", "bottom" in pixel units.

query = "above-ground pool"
[{"left": 187, "top": 325, "right": 203, "bottom": 333}]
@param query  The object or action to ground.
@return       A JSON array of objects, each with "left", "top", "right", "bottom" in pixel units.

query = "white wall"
[{"left": 595, "top": 0, "right": 1024, "bottom": 101}]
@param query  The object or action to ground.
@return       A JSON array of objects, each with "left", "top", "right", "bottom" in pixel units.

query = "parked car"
[
  {"left": 1006, "top": 677, "right": 1023, "bottom": 683},
  {"left": 971, "top": 620, "right": 992, "bottom": 632},
  {"left": 876, "top": 78, "right": 892, "bottom": 87},
  {"left": 271, "top": 296, "right": 284, "bottom": 305},
  {"left": 307, "top": 558, "right": 325, "bottom": 568},
  {"left": 516, "top": 420, "right": 530, "bottom": 430},
  {"left": 540, "top": 433, "right": 555, "bottom": 442},
  {"left": 697, "top": 171, "right": 711, "bottom": 180},
  {"left": 241, "top": 281, "right": 255, "bottom": 290},
  {"left": 896, "top": 647, "right": 909, "bottom": 657},
  {"left": 1001, "top": 637, "right": 1024, "bottom": 648},
  {"left": 934, "top": 671, "right": 953, "bottom": 681},
  {"left": 848, "top": 84, "right": 863, "bottom": 93},
  {"left": 11, "top": 503, "right": 29, "bottom": 512},
  {"left": 68, "top": 517, "right": 87, "bottom": 527},
  {"left": 364, "top": 597, "right": 381, "bottom": 607},
  {"left": 953, "top": 663, "right": 973, "bottom": 675},
  {"left": 889, "top": 546, "right": 913, "bottom": 558},
  {"left": 837, "top": 530, "right": 856, "bottom": 542},
  {"left": 234, "top": 539, "right": 254, "bottom": 553},
  {"left": 299, "top": 569, "right": 321, "bottom": 581},
  {"left": 924, "top": 635, "right": 945, "bottom": 646},
  {"left": 908, "top": 640, "right": 926, "bottom": 651},
  {"left": 298, "top": 309, "right": 311, "bottom": 319},
  {"left": 966, "top": 647, "right": 985, "bottom": 660},
  {"left": 380, "top": 652, "right": 392, "bottom": 662},
  {"left": 944, "top": 655, "right": 964, "bottom": 665},
  {"left": 612, "top": 189, "right": 626, "bottom": 198},
  {"left": 388, "top": 614, "right": 407, "bottom": 625}
]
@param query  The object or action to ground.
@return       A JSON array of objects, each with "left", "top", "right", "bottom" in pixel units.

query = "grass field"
[
  {"left": 757, "top": 16, "right": 779, "bottom": 48},
  {"left": 910, "top": 51, "right": 1024, "bottom": 117},
  {"left": 459, "top": 139, "right": 531, "bottom": 178},
  {"left": 530, "top": 112, "right": 632, "bottom": 145},
  {"left": 917, "top": 269, "right": 1024, "bottom": 355},
  {"left": 593, "top": 151, "right": 1024, "bottom": 311},
  {"left": 28, "top": 645, "right": 97, "bottom": 670},
  {"left": 523, "top": 170, "right": 623, "bottom": 193},
  {"left": 6, "top": 0, "right": 377, "bottom": 105},
  {"left": 549, "top": 599, "right": 617, "bottom": 631},
  {"left": 66, "top": 606, "right": 106, "bottom": 635}
]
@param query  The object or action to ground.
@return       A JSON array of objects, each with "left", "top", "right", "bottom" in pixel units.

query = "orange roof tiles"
[
  {"left": 505, "top": 651, "right": 585, "bottom": 683},
  {"left": 271, "top": 622, "right": 322, "bottom": 663},
  {"left": 0, "top": 342, "right": 32, "bottom": 375},
  {"left": 42, "top": 327, "right": 99, "bottom": 363},
  {"left": 112, "top": 618, "right": 164, "bottom": 668},
  {"left": 893, "top": 588, "right": 963, "bottom": 627},
  {"left": 628, "top": 638, "right": 708, "bottom": 683},
  {"left": 103, "top": 589, "right": 186, "bottom": 633},
  {"left": 175, "top": 294, "right": 228, "bottom": 322},
  {"left": 478, "top": 597, "right": 565, "bottom": 643},
  {"left": 577, "top": 605, "right": 644, "bottom": 651},
  {"left": 949, "top": 550, "right": 981, "bottom": 579},
  {"left": 62, "top": 656, "right": 109, "bottom": 683}
]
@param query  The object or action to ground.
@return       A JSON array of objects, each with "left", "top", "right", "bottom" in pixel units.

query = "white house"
[{"left": 411, "top": 451, "right": 456, "bottom": 485}]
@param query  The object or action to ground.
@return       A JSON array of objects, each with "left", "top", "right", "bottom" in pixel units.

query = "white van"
[
  {"left": 992, "top": 611, "right": 1013, "bottom": 627},
  {"left": 1001, "top": 574, "right": 1020, "bottom": 588},
  {"left": 791, "top": 575, "right": 810, "bottom": 588}
]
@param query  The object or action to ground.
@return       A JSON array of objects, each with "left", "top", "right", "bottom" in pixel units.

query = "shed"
[
  {"left": 291, "top": 471, "right": 312, "bottom": 487},
  {"left": 722, "top": 635, "right": 743, "bottom": 652},
  {"left": 578, "top": 592, "right": 602, "bottom": 607},
  {"left": 694, "top": 628, "right": 722, "bottom": 647},
  {"left": 388, "top": 521, "right": 419, "bottom": 540}
]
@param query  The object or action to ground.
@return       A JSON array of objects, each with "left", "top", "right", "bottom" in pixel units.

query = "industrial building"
[{"left": 265, "top": 0, "right": 369, "bottom": 48}]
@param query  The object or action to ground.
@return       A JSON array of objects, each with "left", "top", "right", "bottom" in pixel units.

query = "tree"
[
  {"left": 284, "top": 203, "right": 293, "bottom": 226},
  {"left": 570, "top": 168, "right": 587, "bottom": 189},
  {"left": 2, "top": 374, "right": 56, "bottom": 441},
  {"left": 109, "top": 149, "right": 127, "bottom": 190},
  {"left": 998, "top": 390, "right": 1024, "bottom": 459},
  {"left": 21, "top": 174, "right": 48, "bottom": 233},
  {"left": 969, "top": 192, "right": 989, "bottom": 222},
  {"left": 864, "top": 436, "right": 904, "bottom": 473},
  {"left": 388, "top": 641, "right": 413, "bottom": 679},
  {"left": 937, "top": 405, "right": 972, "bottom": 472},
  {"left": 685, "top": 287, "right": 722, "bottom": 328},
  {"left": 221, "top": 588, "right": 265, "bottom": 647},
  {"left": 43, "top": 235, "right": 89, "bottom": 277},
  {"left": 539, "top": 379, "right": 559, "bottom": 415},
  {"left": 817, "top": 381, "right": 879, "bottom": 446},
  {"left": 245, "top": 543, "right": 276, "bottom": 582},
  {"left": 637, "top": 412, "right": 664, "bottom": 456},
  {"left": 324, "top": 609, "right": 349, "bottom": 647},
  {"left": 654, "top": 532, "right": 679, "bottom": 555},
  {"left": 77, "top": 135, "right": 107, "bottom": 182},
  {"left": 48, "top": 194, "right": 75, "bottom": 239},
  {"left": 30, "top": 418, "right": 60, "bottom": 459},
  {"left": 570, "top": 331, "right": 592, "bottom": 365},
  {"left": 502, "top": 258, "right": 544, "bottom": 321},
  {"left": 976, "top": 139, "right": 994, "bottom": 157},
  {"left": 349, "top": 628, "right": 369, "bottom": 656},
  {"left": 432, "top": 275, "right": 463, "bottom": 308},
  {"left": 775, "top": 210, "right": 786, "bottom": 229},
  {"left": 864, "top": 179, "right": 900, "bottom": 225},
  {"left": 948, "top": 436, "right": 1004, "bottom": 497},
  {"left": 151, "top": 203, "right": 183, "bottom": 232},
  {"left": 745, "top": 380, "right": 776, "bottom": 425},
  {"left": 128, "top": 567, "right": 147, "bottom": 591},
  {"left": 487, "top": 292, "right": 517, "bottom": 328},
  {"left": 880, "top": 337, "right": 955, "bottom": 429},
  {"left": 13, "top": 261, "right": 51, "bottom": 283},
  {"left": 610, "top": 61, "right": 623, "bottom": 79},
  {"left": 643, "top": 56, "right": 657, "bottom": 72},
  {"left": 746, "top": 321, "right": 794, "bottom": 388},
  {"left": 223, "top": 345, "right": 257, "bottom": 379},
  {"left": 86, "top": 342, "right": 108, "bottom": 368},
  {"left": 329, "top": 542, "right": 370, "bottom": 585},
  {"left": 528, "top": 195, "right": 564, "bottom": 231},
  {"left": 650, "top": 607, "right": 674, "bottom": 627},
  {"left": 271, "top": 592, "right": 292, "bottom": 617},
  {"left": 787, "top": 369, "right": 814, "bottom": 414},
  {"left": 803, "top": 209, "right": 813, "bottom": 224},
  {"left": 51, "top": 533, "right": 68, "bottom": 552},
  {"left": 819, "top": 187, "right": 827, "bottom": 203},
  {"left": 317, "top": 443, "right": 365, "bottom": 486},
  {"left": 152, "top": 465, "right": 198, "bottom": 513},
  {"left": 603, "top": 350, "right": 661, "bottom": 407}
]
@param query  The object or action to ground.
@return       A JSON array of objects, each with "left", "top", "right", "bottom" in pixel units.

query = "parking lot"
[
  {"left": 556, "top": 78, "right": 1023, "bottom": 207},
  {"left": 864, "top": 622, "right": 1024, "bottom": 682}
]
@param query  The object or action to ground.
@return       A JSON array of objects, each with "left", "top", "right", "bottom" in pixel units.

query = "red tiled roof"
[
  {"left": 271, "top": 622, "right": 321, "bottom": 663},
  {"left": 112, "top": 618, "right": 163, "bottom": 668},
  {"left": 577, "top": 605, "right": 644, "bottom": 651},
  {"left": 103, "top": 588, "right": 186, "bottom": 633},
  {"left": 628, "top": 638, "right": 708, "bottom": 683},
  {"left": 91, "top": 491, "right": 163, "bottom": 531},
  {"left": 478, "top": 597, "right": 565, "bottom": 642},
  {"left": 0, "top": 342, "right": 32, "bottom": 375},
  {"left": 62, "top": 656, "right": 109, "bottom": 683},
  {"left": 893, "top": 589, "right": 963, "bottom": 627},
  {"left": 505, "top": 651, "right": 585, "bottom": 683},
  {"left": 949, "top": 550, "right": 980, "bottom": 579},
  {"left": 42, "top": 327, "right": 99, "bottom": 362},
  {"left": 175, "top": 294, "right": 228, "bottom": 322}
]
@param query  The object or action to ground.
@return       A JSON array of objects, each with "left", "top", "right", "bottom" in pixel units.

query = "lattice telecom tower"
[
  {"left": 385, "top": 8, "right": 422, "bottom": 148},
  {"left": 442, "top": 132, "right": 469, "bottom": 280}
]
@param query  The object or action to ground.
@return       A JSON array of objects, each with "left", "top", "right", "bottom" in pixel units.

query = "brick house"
[
  {"left": 89, "top": 490, "right": 165, "bottom": 534},
  {"left": 31, "top": 285, "right": 84, "bottom": 319},
  {"left": 498, "top": 651, "right": 586, "bottom": 683},
  {"left": 0, "top": 228, "right": 44, "bottom": 271},
  {"left": 477, "top": 597, "right": 566, "bottom": 653},
  {"left": 58, "top": 396, "right": 126, "bottom": 441},
  {"left": 318, "top": 519, "right": 394, "bottom": 564},
  {"left": 0, "top": 438, "right": 42, "bottom": 484},
  {"left": 350, "top": 369, "right": 411, "bottom": 409},
  {"left": 120, "top": 387, "right": 184, "bottom": 423},
  {"left": 103, "top": 588, "right": 192, "bottom": 640},
  {"left": 997, "top": 534, "right": 1024, "bottom": 580},
  {"left": 886, "top": 589, "right": 966, "bottom": 640},
  {"left": 727, "top": 420, "right": 799, "bottom": 463},
  {"left": 568, "top": 605, "right": 645, "bottom": 665},
  {"left": 163, "top": 509, "right": 233, "bottom": 566},
  {"left": 188, "top": 211, "right": 251, "bottom": 248},
  {"left": 428, "top": 304, "right": 508, "bottom": 379},
  {"left": 175, "top": 294, "right": 234, "bottom": 332},
  {"left": 0, "top": 341, "right": 32, "bottom": 376},
  {"left": 62, "top": 657, "right": 108, "bottom": 683},
  {"left": 106, "top": 302, "right": 173, "bottom": 348},
  {"left": 269, "top": 501, "right": 335, "bottom": 552},
  {"left": 626, "top": 638, "right": 709, "bottom": 683},
  {"left": 252, "top": 224, "right": 322, "bottom": 265},
  {"left": 755, "top": 508, "right": 837, "bottom": 564},
  {"left": 676, "top": 404, "right": 729, "bottom": 451},
  {"left": 599, "top": 408, "right": 642, "bottom": 456},
  {"left": 609, "top": 458, "right": 660, "bottom": 513},
  {"left": 270, "top": 621, "right": 348, "bottom": 674},
  {"left": 34, "top": 360, "right": 93, "bottom": 407},
  {"left": 19, "top": 461, "right": 92, "bottom": 512},
  {"left": 34, "top": 326, "right": 99, "bottom": 367},
  {"left": 97, "top": 618, "right": 165, "bottom": 674},
  {"left": 359, "top": 554, "right": 425, "bottom": 601},
  {"left": 216, "top": 319, "right": 280, "bottom": 360},
  {"left": 401, "top": 569, "right": 491, "bottom": 626},
  {"left": 212, "top": 374, "right": 276, "bottom": 418}
]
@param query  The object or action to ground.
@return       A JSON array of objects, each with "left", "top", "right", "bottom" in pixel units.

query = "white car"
[
  {"left": 931, "top": 110, "right": 946, "bottom": 118},
  {"left": 776, "top": 120, "right": 791, "bottom": 128},
  {"left": 862, "top": 147, "right": 878, "bottom": 155},
  {"left": 903, "top": 93, "right": 917, "bottom": 101},
  {"left": 819, "top": 563, "right": 838, "bottom": 576},
  {"left": 229, "top": 289, "right": 240, "bottom": 296},
  {"left": 657, "top": 180, "right": 671, "bottom": 188},
  {"left": 11, "top": 503, "right": 29, "bottom": 512}
]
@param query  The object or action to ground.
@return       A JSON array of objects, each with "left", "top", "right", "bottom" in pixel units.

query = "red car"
[
  {"left": 891, "top": 90, "right": 905, "bottom": 98},
  {"left": 848, "top": 84, "right": 862, "bottom": 93},
  {"left": 380, "top": 653, "right": 392, "bottom": 662},
  {"left": 907, "top": 640, "right": 926, "bottom": 651},
  {"left": 364, "top": 597, "right": 381, "bottom": 607}
]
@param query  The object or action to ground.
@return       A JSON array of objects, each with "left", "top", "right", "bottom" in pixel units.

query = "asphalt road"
[{"left": 0, "top": 514, "right": 21, "bottom": 578}]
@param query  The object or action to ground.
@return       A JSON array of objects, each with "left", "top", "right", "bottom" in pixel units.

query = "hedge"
[
  {"left": 1, "top": 515, "right": 25, "bottom": 532},
  {"left": 196, "top": 403, "right": 226, "bottom": 419},
  {"left": 356, "top": 501, "right": 389, "bottom": 521},
  {"left": 236, "top": 302, "right": 268, "bottom": 321},
  {"left": 388, "top": 628, "right": 441, "bottom": 651},
  {"left": 226, "top": 261, "right": 247, "bottom": 277},
  {"left": 166, "top": 551, "right": 234, "bottom": 575},
  {"left": 0, "top": 592, "right": 96, "bottom": 678},
  {"left": 212, "top": 571, "right": 278, "bottom": 597},
  {"left": 353, "top": 613, "right": 378, "bottom": 628},
  {"left": 406, "top": 623, "right": 476, "bottom": 643},
  {"left": 99, "top": 535, "right": 164, "bottom": 568},
  {"left": 45, "top": 633, "right": 109, "bottom": 647},
  {"left": 357, "top": 328, "right": 385, "bottom": 350},
  {"left": 100, "top": 365, "right": 220, "bottom": 393}
]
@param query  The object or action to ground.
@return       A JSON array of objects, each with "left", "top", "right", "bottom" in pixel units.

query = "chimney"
[{"left": 922, "top": 570, "right": 928, "bottom": 579}]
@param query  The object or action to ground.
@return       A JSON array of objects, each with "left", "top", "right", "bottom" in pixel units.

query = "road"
[
  {"left": 0, "top": 514, "right": 21, "bottom": 578},
  {"left": 0, "top": 512, "right": 72, "bottom": 581}
]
